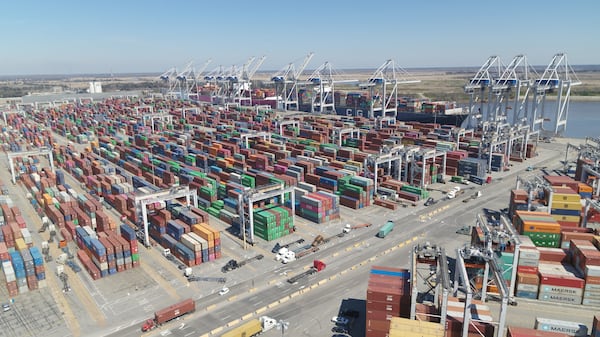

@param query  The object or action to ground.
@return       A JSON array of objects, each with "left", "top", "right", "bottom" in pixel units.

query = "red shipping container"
[
  {"left": 366, "top": 318, "right": 391, "bottom": 332},
  {"left": 366, "top": 301, "right": 401, "bottom": 315},
  {"left": 0, "top": 242, "right": 9, "bottom": 261},
  {"left": 517, "top": 266, "right": 539, "bottom": 274},
  {"left": 129, "top": 241, "right": 138, "bottom": 254},
  {"left": 537, "top": 247, "right": 568, "bottom": 263},
  {"left": 539, "top": 272, "right": 585, "bottom": 288}
]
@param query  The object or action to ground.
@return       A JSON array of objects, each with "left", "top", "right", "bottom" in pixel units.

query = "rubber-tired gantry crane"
[
  {"left": 271, "top": 53, "right": 314, "bottom": 111},
  {"left": 7, "top": 147, "right": 55, "bottom": 184},
  {"left": 236, "top": 183, "right": 295, "bottom": 249},
  {"left": 134, "top": 186, "right": 199, "bottom": 247}
]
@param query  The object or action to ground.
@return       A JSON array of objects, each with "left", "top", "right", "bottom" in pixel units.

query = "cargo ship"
[
  {"left": 193, "top": 87, "right": 469, "bottom": 127},
  {"left": 300, "top": 93, "right": 469, "bottom": 127}
]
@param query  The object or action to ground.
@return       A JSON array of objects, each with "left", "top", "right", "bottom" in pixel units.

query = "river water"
[{"left": 552, "top": 101, "right": 600, "bottom": 138}]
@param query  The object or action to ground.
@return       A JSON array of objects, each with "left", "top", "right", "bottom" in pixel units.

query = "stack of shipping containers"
[
  {"left": 365, "top": 266, "right": 410, "bottom": 337},
  {"left": 296, "top": 191, "right": 340, "bottom": 224},
  {"left": 0, "top": 193, "right": 47, "bottom": 296},
  {"left": 513, "top": 211, "right": 561, "bottom": 248}
]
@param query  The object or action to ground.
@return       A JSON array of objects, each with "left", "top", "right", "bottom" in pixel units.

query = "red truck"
[{"left": 141, "top": 298, "right": 195, "bottom": 332}]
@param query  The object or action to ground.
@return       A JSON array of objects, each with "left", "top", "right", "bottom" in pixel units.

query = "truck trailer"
[
  {"left": 221, "top": 316, "right": 276, "bottom": 337},
  {"left": 377, "top": 220, "right": 395, "bottom": 238},
  {"left": 141, "top": 298, "right": 195, "bottom": 332}
]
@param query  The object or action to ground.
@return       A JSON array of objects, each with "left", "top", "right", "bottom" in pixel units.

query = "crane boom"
[{"left": 294, "top": 52, "right": 314, "bottom": 80}]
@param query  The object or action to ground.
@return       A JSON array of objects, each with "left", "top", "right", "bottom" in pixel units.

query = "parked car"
[
  {"left": 218, "top": 287, "right": 230, "bottom": 296},
  {"left": 424, "top": 197, "right": 436, "bottom": 206},
  {"left": 331, "top": 316, "right": 349, "bottom": 325},
  {"left": 2, "top": 304, "right": 10, "bottom": 312}
]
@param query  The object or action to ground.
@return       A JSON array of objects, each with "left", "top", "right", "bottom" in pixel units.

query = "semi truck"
[
  {"left": 377, "top": 220, "right": 395, "bottom": 238},
  {"left": 221, "top": 316, "right": 276, "bottom": 337},
  {"left": 141, "top": 298, "right": 195, "bottom": 332}
]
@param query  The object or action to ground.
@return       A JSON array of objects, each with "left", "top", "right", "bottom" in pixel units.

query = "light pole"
[{"left": 276, "top": 320, "right": 289, "bottom": 337}]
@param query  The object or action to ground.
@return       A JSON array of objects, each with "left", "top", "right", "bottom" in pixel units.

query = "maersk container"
[
  {"left": 378, "top": 221, "right": 395, "bottom": 238},
  {"left": 534, "top": 317, "right": 588, "bottom": 337}
]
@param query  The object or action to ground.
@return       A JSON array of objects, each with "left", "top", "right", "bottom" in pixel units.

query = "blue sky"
[{"left": 1, "top": 0, "right": 598, "bottom": 75}]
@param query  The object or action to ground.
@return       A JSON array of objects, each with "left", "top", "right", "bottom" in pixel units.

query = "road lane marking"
[{"left": 210, "top": 327, "right": 223, "bottom": 335}]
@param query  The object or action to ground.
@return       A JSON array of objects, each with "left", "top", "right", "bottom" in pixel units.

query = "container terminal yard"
[{"left": 0, "top": 53, "right": 599, "bottom": 337}]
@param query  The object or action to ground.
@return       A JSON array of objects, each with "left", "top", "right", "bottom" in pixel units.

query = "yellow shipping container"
[
  {"left": 551, "top": 201, "right": 583, "bottom": 211},
  {"left": 551, "top": 214, "right": 581, "bottom": 223},
  {"left": 15, "top": 238, "right": 27, "bottom": 251},
  {"left": 551, "top": 193, "right": 580, "bottom": 203},
  {"left": 389, "top": 317, "right": 444, "bottom": 337},
  {"left": 192, "top": 223, "right": 214, "bottom": 245},
  {"left": 42, "top": 193, "right": 53, "bottom": 207}
]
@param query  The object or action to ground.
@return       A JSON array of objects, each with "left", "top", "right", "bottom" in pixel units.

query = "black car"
[{"left": 424, "top": 197, "right": 436, "bottom": 206}]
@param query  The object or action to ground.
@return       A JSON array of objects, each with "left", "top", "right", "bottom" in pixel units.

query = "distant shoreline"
[{"left": 566, "top": 96, "right": 600, "bottom": 102}]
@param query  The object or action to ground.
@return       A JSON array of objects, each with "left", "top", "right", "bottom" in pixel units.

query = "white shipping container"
[
  {"left": 535, "top": 317, "right": 588, "bottom": 337},
  {"left": 2, "top": 261, "right": 13, "bottom": 272},
  {"left": 517, "top": 283, "right": 539, "bottom": 292},
  {"left": 83, "top": 226, "right": 97, "bottom": 239},
  {"left": 18, "top": 285, "right": 28, "bottom": 293},
  {"left": 586, "top": 265, "right": 600, "bottom": 277},
  {"left": 585, "top": 283, "right": 600, "bottom": 292},
  {"left": 229, "top": 173, "right": 241, "bottom": 183},
  {"left": 518, "top": 258, "right": 540, "bottom": 267},
  {"left": 5, "top": 273, "right": 16, "bottom": 282},
  {"left": 38, "top": 280, "right": 47, "bottom": 288},
  {"left": 20, "top": 228, "right": 32, "bottom": 245},
  {"left": 68, "top": 189, "right": 78, "bottom": 198},
  {"left": 538, "top": 292, "right": 582, "bottom": 305},
  {"left": 539, "top": 285, "right": 583, "bottom": 297},
  {"left": 518, "top": 235, "right": 536, "bottom": 248},
  {"left": 519, "top": 248, "right": 540, "bottom": 260},
  {"left": 181, "top": 234, "right": 202, "bottom": 252},
  {"left": 583, "top": 290, "right": 600, "bottom": 300},
  {"left": 188, "top": 232, "right": 207, "bottom": 250},
  {"left": 583, "top": 298, "right": 600, "bottom": 306}
]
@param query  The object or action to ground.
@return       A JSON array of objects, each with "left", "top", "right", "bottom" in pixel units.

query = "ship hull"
[{"left": 298, "top": 104, "right": 468, "bottom": 127}]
